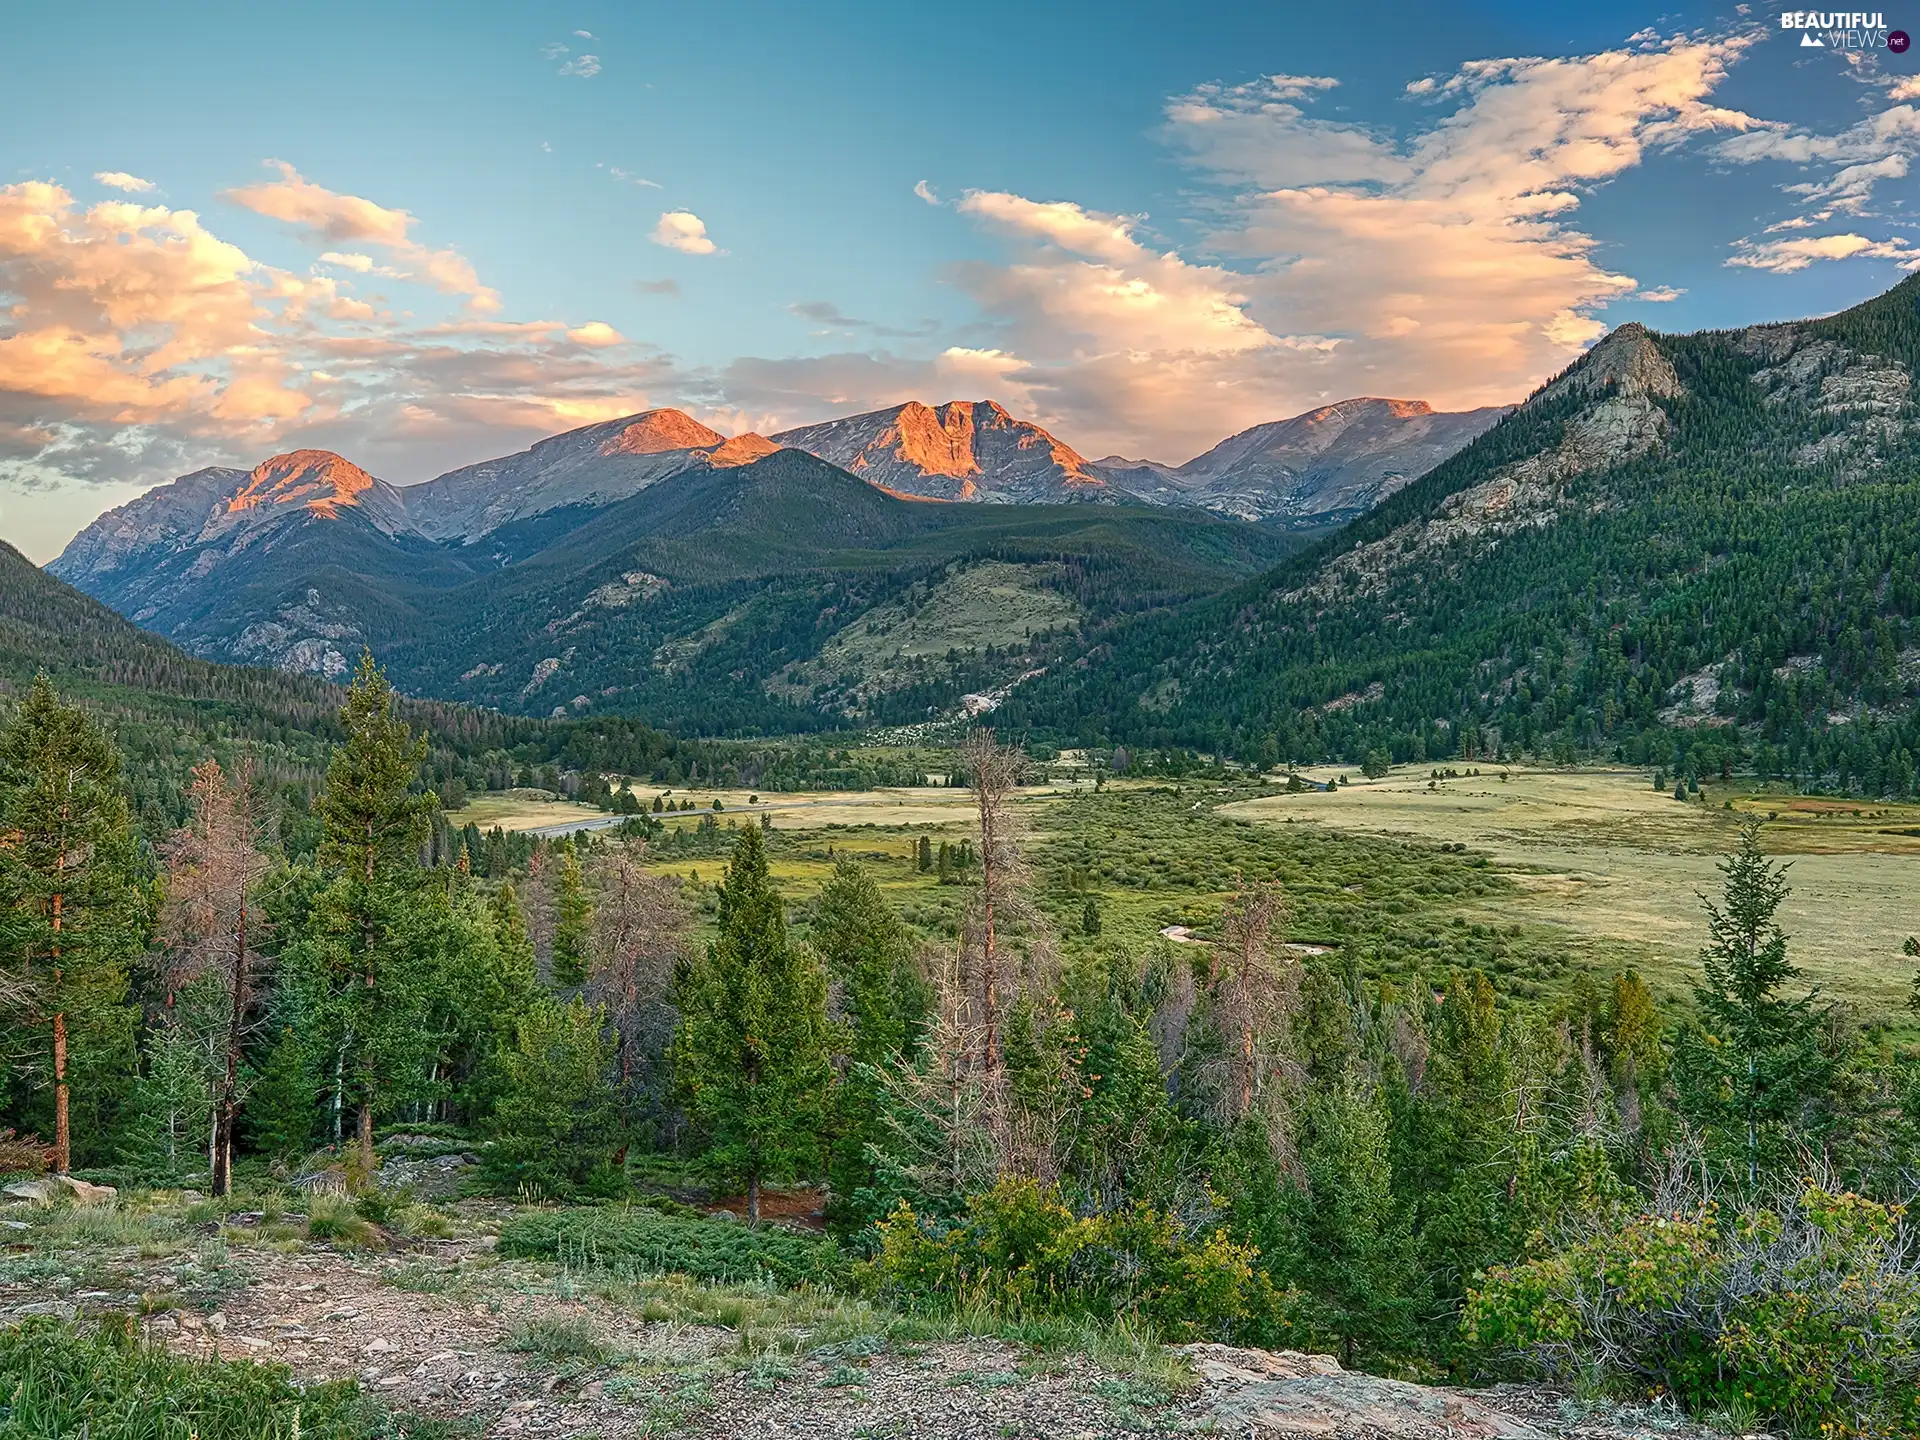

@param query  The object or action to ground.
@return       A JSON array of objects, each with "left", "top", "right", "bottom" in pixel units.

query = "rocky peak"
[
  {"left": 707, "top": 432, "right": 780, "bottom": 468},
  {"left": 597, "top": 409, "right": 726, "bottom": 457},
  {"left": 225, "top": 451, "right": 378, "bottom": 519},
  {"left": 1545, "top": 323, "right": 1683, "bottom": 404}
]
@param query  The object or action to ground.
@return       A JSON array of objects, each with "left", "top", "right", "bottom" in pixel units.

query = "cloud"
[
  {"left": 566, "top": 321, "right": 626, "bottom": 347},
  {"left": 559, "top": 54, "right": 601, "bottom": 78},
  {"left": 1891, "top": 77, "right": 1920, "bottom": 102},
  {"left": 224, "top": 161, "right": 500, "bottom": 312},
  {"left": 573, "top": 29, "right": 596, "bottom": 39},
  {"left": 914, "top": 180, "right": 940, "bottom": 205},
  {"left": 0, "top": 175, "right": 683, "bottom": 556},
  {"left": 650, "top": 210, "right": 717, "bottom": 255},
  {"left": 1637, "top": 285, "right": 1686, "bottom": 301},
  {"left": 1726, "top": 232, "right": 1920, "bottom": 273},
  {"left": 880, "top": 32, "right": 1768, "bottom": 460},
  {"left": 1715, "top": 104, "right": 1920, "bottom": 213},
  {"left": 634, "top": 278, "right": 681, "bottom": 296},
  {"left": 93, "top": 171, "right": 155, "bottom": 193},
  {"left": 606, "top": 166, "right": 661, "bottom": 188},
  {"left": 789, "top": 300, "right": 938, "bottom": 339}
]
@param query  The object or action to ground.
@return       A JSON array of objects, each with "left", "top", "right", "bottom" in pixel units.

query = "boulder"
[
  {"left": 1180, "top": 1344, "right": 1546, "bottom": 1439},
  {"left": 57, "top": 1175, "right": 117, "bottom": 1206}
]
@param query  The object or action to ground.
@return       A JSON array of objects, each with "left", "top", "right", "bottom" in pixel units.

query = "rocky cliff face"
[
  {"left": 1098, "top": 397, "right": 1510, "bottom": 525},
  {"left": 772, "top": 400, "right": 1109, "bottom": 502}
]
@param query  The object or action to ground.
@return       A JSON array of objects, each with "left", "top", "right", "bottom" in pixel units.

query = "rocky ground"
[{"left": 0, "top": 1187, "right": 1756, "bottom": 1440}]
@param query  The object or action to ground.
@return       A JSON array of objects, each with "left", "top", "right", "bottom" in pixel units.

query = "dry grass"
[{"left": 1225, "top": 765, "right": 1920, "bottom": 1011}]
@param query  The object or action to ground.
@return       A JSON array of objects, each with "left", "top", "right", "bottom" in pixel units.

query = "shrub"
[
  {"left": 0, "top": 1129, "right": 51, "bottom": 1175},
  {"left": 871, "top": 1176, "right": 1288, "bottom": 1342},
  {"left": 497, "top": 1207, "right": 846, "bottom": 1288},
  {"left": 1465, "top": 1185, "right": 1920, "bottom": 1439},
  {"left": 0, "top": 1317, "right": 453, "bottom": 1438},
  {"left": 306, "top": 1193, "right": 382, "bottom": 1249}
]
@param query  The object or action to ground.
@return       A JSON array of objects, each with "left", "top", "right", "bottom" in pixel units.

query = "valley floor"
[{"left": 1225, "top": 765, "right": 1920, "bottom": 1011}]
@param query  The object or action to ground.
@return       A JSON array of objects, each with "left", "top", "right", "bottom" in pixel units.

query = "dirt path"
[{"left": 147, "top": 1244, "right": 1190, "bottom": 1438}]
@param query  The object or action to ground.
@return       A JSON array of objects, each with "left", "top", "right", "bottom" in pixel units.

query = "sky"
[{"left": 3, "top": 0, "right": 1919, "bottom": 560}]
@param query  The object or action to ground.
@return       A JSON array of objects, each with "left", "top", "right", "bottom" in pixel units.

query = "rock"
[
  {"left": 13, "top": 1300, "right": 78, "bottom": 1320},
  {"left": 2, "top": 1178, "right": 56, "bottom": 1205},
  {"left": 206, "top": 1312, "right": 227, "bottom": 1334},
  {"left": 1183, "top": 1344, "right": 1545, "bottom": 1439},
  {"left": 58, "top": 1175, "right": 117, "bottom": 1205}
]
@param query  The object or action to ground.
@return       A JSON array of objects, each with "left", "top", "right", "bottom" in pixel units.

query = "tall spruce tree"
[
  {"left": 812, "top": 857, "right": 923, "bottom": 1227},
  {"left": 670, "top": 824, "right": 832, "bottom": 1224},
  {"left": 1674, "top": 824, "right": 1833, "bottom": 1186},
  {"left": 312, "top": 654, "right": 435, "bottom": 1176},
  {"left": 1298, "top": 1076, "right": 1425, "bottom": 1367},
  {"left": 0, "top": 675, "right": 142, "bottom": 1174},
  {"left": 550, "top": 841, "right": 592, "bottom": 987}
]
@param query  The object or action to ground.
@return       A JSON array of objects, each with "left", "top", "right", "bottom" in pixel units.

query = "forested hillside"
[{"left": 1012, "top": 277, "right": 1920, "bottom": 797}]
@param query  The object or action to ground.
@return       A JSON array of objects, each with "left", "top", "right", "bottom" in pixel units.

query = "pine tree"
[
  {"left": 813, "top": 858, "right": 924, "bottom": 1226},
  {"left": 670, "top": 825, "right": 832, "bottom": 1224},
  {"left": 485, "top": 994, "right": 623, "bottom": 1197},
  {"left": 0, "top": 675, "right": 143, "bottom": 1174},
  {"left": 550, "top": 841, "right": 592, "bottom": 987},
  {"left": 1674, "top": 824, "right": 1833, "bottom": 1186},
  {"left": 1298, "top": 1076, "right": 1425, "bottom": 1366},
  {"left": 917, "top": 835, "right": 933, "bottom": 873},
  {"left": 312, "top": 654, "right": 435, "bottom": 1176}
]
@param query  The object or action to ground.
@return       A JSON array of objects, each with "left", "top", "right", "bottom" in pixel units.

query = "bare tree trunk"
[{"left": 51, "top": 1008, "right": 69, "bottom": 1175}]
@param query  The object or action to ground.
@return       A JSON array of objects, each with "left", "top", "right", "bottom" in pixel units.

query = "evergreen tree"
[
  {"left": 0, "top": 674, "right": 143, "bottom": 1173},
  {"left": 1674, "top": 825, "right": 1833, "bottom": 1186},
  {"left": 670, "top": 825, "right": 832, "bottom": 1224},
  {"left": 1298, "top": 1076, "right": 1425, "bottom": 1366},
  {"left": 916, "top": 835, "right": 933, "bottom": 873},
  {"left": 309, "top": 654, "right": 435, "bottom": 1176},
  {"left": 813, "top": 858, "right": 924, "bottom": 1227},
  {"left": 484, "top": 994, "right": 624, "bottom": 1198},
  {"left": 550, "top": 841, "right": 592, "bottom": 987}
]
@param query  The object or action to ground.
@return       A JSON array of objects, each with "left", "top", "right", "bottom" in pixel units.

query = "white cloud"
[
  {"left": 565, "top": 321, "right": 626, "bottom": 347},
  {"left": 0, "top": 175, "right": 678, "bottom": 557},
  {"left": 893, "top": 32, "right": 1770, "bottom": 459},
  {"left": 1716, "top": 104, "right": 1920, "bottom": 213},
  {"left": 650, "top": 210, "right": 717, "bottom": 255},
  {"left": 559, "top": 53, "right": 601, "bottom": 78},
  {"left": 1637, "top": 285, "right": 1686, "bottom": 301},
  {"left": 93, "top": 171, "right": 155, "bottom": 193},
  {"left": 224, "top": 161, "right": 500, "bottom": 312},
  {"left": 1727, "top": 232, "right": 1920, "bottom": 273},
  {"left": 914, "top": 179, "right": 939, "bottom": 205}
]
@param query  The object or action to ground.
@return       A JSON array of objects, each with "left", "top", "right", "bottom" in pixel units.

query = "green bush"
[
  {"left": 0, "top": 1317, "right": 455, "bottom": 1438},
  {"left": 1465, "top": 1186, "right": 1920, "bottom": 1439},
  {"left": 871, "top": 1176, "right": 1289, "bottom": 1342},
  {"left": 496, "top": 1207, "right": 846, "bottom": 1288}
]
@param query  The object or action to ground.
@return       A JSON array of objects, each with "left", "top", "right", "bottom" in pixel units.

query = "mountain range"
[
  {"left": 39, "top": 276, "right": 1920, "bottom": 793},
  {"left": 46, "top": 389, "right": 1498, "bottom": 727}
]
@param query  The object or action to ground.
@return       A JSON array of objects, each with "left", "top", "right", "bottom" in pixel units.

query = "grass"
[
  {"left": 0, "top": 1318, "right": 465, "bottom": 1439},
  {"left": 1224, "top": 764, "right": 1920, "bottom": 1009},
  {"left": 505, "top": 1311, "right": 611, "bottom": 1364}
]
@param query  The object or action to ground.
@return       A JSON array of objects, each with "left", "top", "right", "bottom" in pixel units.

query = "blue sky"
[{"left": 3, "top": 0, "right": 1918, "bottom": 558}]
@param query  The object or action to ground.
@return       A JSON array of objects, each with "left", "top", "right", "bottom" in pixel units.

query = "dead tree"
[{"left": 160, "top": 757, "right": 271, "bottom": 1197}]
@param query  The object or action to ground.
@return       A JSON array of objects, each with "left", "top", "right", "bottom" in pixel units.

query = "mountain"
[
  {"left": 53, "top": 439, "right": 1303, "bottom": 734},
  {"left": 1092, "top": 398, "right": 1510, "bottom": 525},
  {"left": 1009, "top": 278, "right": 1920, "bottom": 796},
  {"left": 401, "top": 409, "right": 778, "bottom": 545},
  {"left": 771, "top": 399, "right": 1109, "bottom": 502}
]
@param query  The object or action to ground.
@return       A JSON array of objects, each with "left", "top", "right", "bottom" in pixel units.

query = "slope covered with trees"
[{"left": 1013, "top": 277, "right": 1920, "bottom": 798}]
